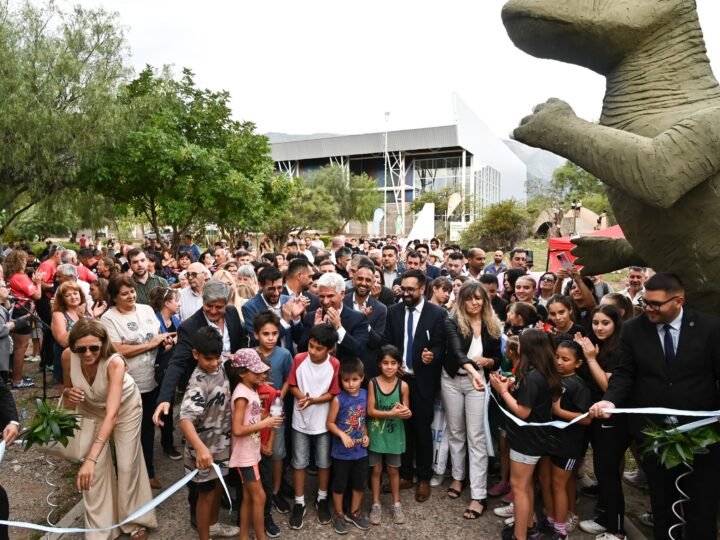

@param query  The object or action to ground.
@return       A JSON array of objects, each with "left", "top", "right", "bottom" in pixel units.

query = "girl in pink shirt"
[{"left": 227, "top": 349, "right": 282, "bottom": 540}]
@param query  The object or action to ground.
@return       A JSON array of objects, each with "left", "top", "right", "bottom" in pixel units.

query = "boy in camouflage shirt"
[{"left": 179, "top": 327, "right": 238, "bottom": 540}]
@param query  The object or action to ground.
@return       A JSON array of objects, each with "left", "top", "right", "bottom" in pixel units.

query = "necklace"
[{"left": 81, "top": 362, "right": 97, "bottom": 385}]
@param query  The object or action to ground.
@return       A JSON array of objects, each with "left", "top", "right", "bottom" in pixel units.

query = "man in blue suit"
[
  {"left": 298, "top": 272, "right": 369, "bottom": 362},
  {"left": 343, "top": 260, "right": 387, "bottom": 377},
  {"left": 242, "top": 266, "right": 304, "bottom": 353},
  {"left": 384, "top": 269, "right": 447, "bottom": 503}
]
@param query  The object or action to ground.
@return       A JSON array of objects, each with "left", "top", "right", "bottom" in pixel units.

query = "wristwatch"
[{"left": 8, "top": 420, "right": 19, "bottom": 428}]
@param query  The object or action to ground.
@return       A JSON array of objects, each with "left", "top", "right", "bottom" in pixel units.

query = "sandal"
[
  {"left": 447, "top": 481, "right": 464, "bottom": 499},
  {"left": 130, "top": 527, "right": 148, "bottom": 540},
  {"left": 463, "top": 499, "right": 487, "bottom": 520}
]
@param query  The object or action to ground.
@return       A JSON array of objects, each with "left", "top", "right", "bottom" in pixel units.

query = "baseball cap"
[{"left": 229, "top": 349, "right": 270, "bottom": 374}]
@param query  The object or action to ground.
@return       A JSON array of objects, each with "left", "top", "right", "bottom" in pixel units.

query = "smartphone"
[{"left": 556, "top": 252, "right": 574, "bottom": 270}]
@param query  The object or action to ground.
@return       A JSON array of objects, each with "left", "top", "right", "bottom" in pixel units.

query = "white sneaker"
[
  {"left": 638, "top": 512, "right": 654, "bottom": 527},
  {"left": 504, "top": 516, "right": 515, "bottom": 527},
  {"left": 595, "top": 534, "right": 625, "bottom": 540},
  {"left": 566, "top": 511, "right": 579, "bottom": 532},
  {"left": 26, "top": 355, "right": 40, "bottom": 363},
  {"left": 429, "top": 473, "right": 445, "bottom": 487},
  {"left": 622, "top": 468, "right": 647, "bottom": 489},
  {"left": 493, "top": 503, "right": 514, "bottom": 518},
  {"left": 209, "top": 521, "right": 240, "bottom": 538},
  {"left": 579, "top": 519, "right": 607, "bottom": 535}
]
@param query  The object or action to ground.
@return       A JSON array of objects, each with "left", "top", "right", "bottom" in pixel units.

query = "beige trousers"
[{"left": 80, "top": 390, "right": 158, "bottom": 540}]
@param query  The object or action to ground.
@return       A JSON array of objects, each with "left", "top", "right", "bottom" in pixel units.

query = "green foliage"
[
  {"left": 459, "top": 200, "right": 530, "bottom": 251},
  {"left": 0, "top": 1, "right": 127, "bottom": 234},
  {"left": 21, "top": 399, "right": 80, "bottom": 451},
  {"left": 409, "top": 187, "right": 471, "bottom": 220},
  {"left": 551, "top": 161, "right": 605, "bottom": 199},
  {"left": 262, "top": 178, "right": 340, "bottom": 248},
  {"left": 304, "top": 165, "right": 382, "bottom": 232},
  {"left": 641, "top": 422, "right": 720, "bottom": 469},
  {"left": 84, "top": 67, "right": 277, "bottom": 244}
]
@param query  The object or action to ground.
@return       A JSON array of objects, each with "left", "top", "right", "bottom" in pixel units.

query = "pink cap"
[{"left": 229, "top": 348, "right": 270, "bottom": 374}]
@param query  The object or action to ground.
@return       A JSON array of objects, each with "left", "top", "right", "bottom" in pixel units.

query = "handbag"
[{"left": 44, "top": 395, "right": 99, "bottom": 463}]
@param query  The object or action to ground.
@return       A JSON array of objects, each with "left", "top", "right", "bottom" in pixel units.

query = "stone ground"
[{"left": 3, "top": 367, "right": 654, "bottom": 540}]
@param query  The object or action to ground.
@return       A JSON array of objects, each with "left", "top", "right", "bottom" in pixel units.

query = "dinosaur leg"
[{"left": 570, "top": 237, "right": 647, "bottom": 276}]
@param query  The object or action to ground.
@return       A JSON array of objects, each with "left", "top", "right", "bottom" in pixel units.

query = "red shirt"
[{"left": 8, "top": 273, "right": 37, "bottom": 309}]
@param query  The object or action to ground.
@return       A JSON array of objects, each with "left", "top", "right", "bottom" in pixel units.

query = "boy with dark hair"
[
  {"left": 287, "top": 324, "right": 341, "bottom": 530},
  {"left": 326, "top": 358, "right": 369, "bottom": 534},
  {"left": 179, "top": 327, "right": 239, "bottom": 540},
  {"left": 252, "top": 311, "right": 293, "bottom": 514}
]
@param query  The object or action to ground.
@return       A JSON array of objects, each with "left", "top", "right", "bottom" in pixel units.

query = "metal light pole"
[{"left": 383, "top": 112, "right": 389, "bottom": 236}]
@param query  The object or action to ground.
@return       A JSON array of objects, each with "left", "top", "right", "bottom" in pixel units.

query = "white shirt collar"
[{"left": 657, "top": 308, "right": 683, "bottom": 332}]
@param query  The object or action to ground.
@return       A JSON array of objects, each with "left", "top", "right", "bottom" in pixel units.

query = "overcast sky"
[{"left": 72, "top": 0, "right": 720, "bottom": 140}]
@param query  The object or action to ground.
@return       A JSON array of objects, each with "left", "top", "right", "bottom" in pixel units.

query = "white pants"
[{"left": 441, "top": 371, "right": 489, "bottom": 500}]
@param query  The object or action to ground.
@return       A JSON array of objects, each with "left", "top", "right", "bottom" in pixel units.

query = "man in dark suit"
[
  {"left": 282, "top": 258, "right": 320, "bottom": 313},
  {"left": 384, "top": 269, "right": 447, "bottom": 503},
  {"left": 298, "top": 272, "right": 369, "bottom": 362},
  {"left": 242, "top": 266, "right": 304, "bottom": 353},
  {"left": 591, "top": 272, "right": 720, "bottom": 540},
  {"left": 343, "top": 262, "right": 387, "bottom": 377},
  {"left": 153, "top": 280, "right": 249, "bottom": 418}
]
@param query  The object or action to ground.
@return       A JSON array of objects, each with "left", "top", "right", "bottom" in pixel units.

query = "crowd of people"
[{"left": 0, "top": 232, "right": 718, "bottom": 540}]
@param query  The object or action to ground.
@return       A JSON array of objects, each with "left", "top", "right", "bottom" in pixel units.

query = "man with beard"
[
  {"left": 383, "top": 269, "right": 447, "bottom": 503},
  {"left": 179, "top": 263, "right": 210, "bottom": 320},
  {"left": 128, "top": 248, "right": 168, "bottom": 305}
]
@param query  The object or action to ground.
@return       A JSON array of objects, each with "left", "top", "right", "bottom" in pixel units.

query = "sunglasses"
[{"left": 72, "top": 344, "right": 102, "bottom": 354}]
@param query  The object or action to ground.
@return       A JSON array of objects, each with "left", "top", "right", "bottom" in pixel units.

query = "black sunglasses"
[{"left": 72, "top": 344, "right": 102, "bottom": 354}]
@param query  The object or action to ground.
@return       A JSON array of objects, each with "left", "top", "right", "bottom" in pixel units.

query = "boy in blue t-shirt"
[
  {"left": 253, "top": 311, "right": 293, "bottom": 513},
  {"left": 326, "top": 357, "right": 370, "bottom": 534}
]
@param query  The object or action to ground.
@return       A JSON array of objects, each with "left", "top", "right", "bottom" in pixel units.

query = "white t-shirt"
[
  {"left": 287, "top": 352, "right": 341, "bottom": 435},
  {"left": 179, "top": 286, "right": 204, "bottom": 321},
  {"left": 101, "top": 304, "right": 160, "bottom": 393}
]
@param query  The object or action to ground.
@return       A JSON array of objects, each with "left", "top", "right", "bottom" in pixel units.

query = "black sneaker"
[
  {"left": 265, "top": 516, "right": 281, "bottom": 538},
  {"left": 333, "top": 513, "right": 348, "bottom": 535},
  {"left": 538, "top": 518, "right": 555, "bottom": 534},
  {"left": 315, "top": 497, "right": 331, "bottom": 525},
  {"left": 289, "top": 503, "right": 306, "bottom": 530},
  {"left": 273, "top": 493, "right": 290, "bottom": 514},
  {"left": 163, "top": 446, "right": 182, "bottom": 461}
]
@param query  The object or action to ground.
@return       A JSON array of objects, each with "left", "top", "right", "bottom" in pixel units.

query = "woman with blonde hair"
[
  {"left": 212, "top": 269, "right": 240, "bottom": 305},
  {"left": 442, "top": 280, "right": 502, "bottom": 519},
  {"left": 235, "top": 264, "right": 258, "bottom": 296},
  {"left": 62, "top": 319, "right": 156, "bottom": 539},
  {"left": 51, "top": 281, "right": 97, "bottom": 384}
]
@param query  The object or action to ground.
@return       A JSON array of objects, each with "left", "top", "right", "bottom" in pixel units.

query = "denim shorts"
[
  {"left": 510, "top": 449, "right": 541, "bottom": 465},
  {"left": 291, "top": 429, "right": 331, "bottom": 470},
  {"left": 272, "top": 422, "right": 286, "bottom": 460}
]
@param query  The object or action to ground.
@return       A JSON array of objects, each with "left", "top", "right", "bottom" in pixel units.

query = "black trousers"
[
  {"left": 400, "top": 375, "right": 435, "bottom": 482},
  {"left": 641, "top": 442, "right": 720, "bottom": 540},
  {"left": 0, "top": 484, "right": 8, "bottom": 540},
  {"left": 140, "top": 388, "right": 158, "bottom": 478},
  {"left": 590, "top": 415, "right": 631, "bottom": 534}
]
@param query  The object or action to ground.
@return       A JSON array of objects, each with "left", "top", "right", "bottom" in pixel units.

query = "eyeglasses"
[
  {"left": 540, "top": 277, "right": 556, "bottom": 283},
  {"left": 187, "top": 272, "right": 201, "bottom": 278},
  {"left": 72, "top": 344, "right": 102, "bottom": 354},
  {"left": 400, "top": 286, "right": 420, "bottom": 293},
  {"left": 638, "top": 296, "right": 681, "bottom": 311}
]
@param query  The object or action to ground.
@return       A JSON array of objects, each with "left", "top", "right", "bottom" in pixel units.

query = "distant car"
[{"left": 144, "top": 227, "right": 173, "bottom": 241}]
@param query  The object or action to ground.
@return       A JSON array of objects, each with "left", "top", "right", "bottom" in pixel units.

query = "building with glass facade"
[{"left": 270, "top": 96, "right": 526, "bottom": 236}]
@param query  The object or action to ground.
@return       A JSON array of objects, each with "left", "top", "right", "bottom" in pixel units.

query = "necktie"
[
  {"left": 663, "top": 324, "right": 675, "bottom": 368},
  {"left": 406, "top": 307, "right": 414, "bottom": 371}
]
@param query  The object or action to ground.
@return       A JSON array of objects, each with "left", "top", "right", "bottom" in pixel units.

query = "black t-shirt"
[
  {"left": 549, "top": 374, "right": 592, "bottom": 458},
  {"left": 505, "top": 368, "right": 553, "bottom": 456},
  {"left": 581, "top": 347, "right": 619, "bottom": 403}
]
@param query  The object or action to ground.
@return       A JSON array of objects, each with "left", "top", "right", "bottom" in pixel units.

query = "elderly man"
[
  {"left": 298, "top": 272, "right": 369, "bottom": 362},
  {"left": 127, "top": 248, "right": 167, "bottom": 305},
  {"left": 61, "top": 248, "right": 97, "bottom": 284},
  {"left": 179, "top": 262, "right": 210, "bottom": 320},
  {"left": 154, "top": 280, "right": 249, "bottom": 418}
]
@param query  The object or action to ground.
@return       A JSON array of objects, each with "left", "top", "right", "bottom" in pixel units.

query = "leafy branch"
[
  {"left": 21, "top": 399, "right": 80, "bottom": 451},
  {"left": 641, "top": 422, "right": 720, "bottom": 469}
]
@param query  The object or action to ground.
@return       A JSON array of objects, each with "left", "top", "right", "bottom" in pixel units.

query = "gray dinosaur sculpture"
[{"left": 502, "top": 0, "right": 720, "bottom": 311}]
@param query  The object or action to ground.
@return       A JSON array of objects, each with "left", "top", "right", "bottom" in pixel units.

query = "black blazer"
[
  {"left": 443, "top": 317, "right": 502, "bottom": 378},
  {"left": 343, "top": 291, "right": 388, "bottom": 376},
  {"left": 384, "top": 301, "right": 448, "bottom": 400},
  {"left": 603, "top": 308, "right": 720, "bottom": 438},
  {"left": 157, "top": 305, "right": 249, "bottom": 405},
  {"left": 425, "top": 265, "right": 441, "bottom": 280},
  {"left": 298, "top": 306, "right": 370, "bottom": 363}
]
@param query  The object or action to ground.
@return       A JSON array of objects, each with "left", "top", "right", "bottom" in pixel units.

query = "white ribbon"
[
  {"left": 491, "top": 392, "right": 720, "bottom": 433},
  {"left": 0, "top": 461, "right": 231, "bottom": 534}
]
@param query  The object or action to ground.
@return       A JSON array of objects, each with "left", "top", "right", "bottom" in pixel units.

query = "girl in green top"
[{"left": 367, "top": 345, "right": 412, "bottom": 526}]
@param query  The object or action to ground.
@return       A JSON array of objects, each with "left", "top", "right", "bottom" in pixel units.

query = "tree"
[
  {"left": 459, "top": 200, "right": 529, "bottom": 251},
  {"left": 85, "top": 67, "right": 278, "bottom": 244},
  {"left": 0, "top": 1, "right": 127, "bottom": 234},
  {"left": 550, "top": 160, "right": 614, "bottom": 221},
  {"left": 303, "top": 165, "right": 382, "bottom": 232},
  {"left": 262, "top": 178, "right": 340, "bottom": 248}
]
